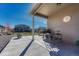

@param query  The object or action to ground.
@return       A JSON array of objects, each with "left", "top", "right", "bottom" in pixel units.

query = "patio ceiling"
[{"left": 30, "top": 3, "right": 72, "bottom": 18}]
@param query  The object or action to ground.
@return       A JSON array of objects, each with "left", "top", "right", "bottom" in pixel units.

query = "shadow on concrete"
[
  {"left": 44, "top": 38, "right": 79, "bottom": 56},
  {"left": 19, "top": 39, "right": 34, "bottom": 56}
]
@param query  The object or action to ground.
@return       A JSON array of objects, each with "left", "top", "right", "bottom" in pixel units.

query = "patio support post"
[
  {"left": 46, "top": 18, "right": 48, "bottom": 29},
  {"left": 32, "top": 15, "right": 34, "bottom": 40}
]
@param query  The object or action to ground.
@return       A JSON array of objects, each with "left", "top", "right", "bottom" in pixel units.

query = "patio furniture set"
[{"left": 43, "top": 29, "right": 63, "bottom": 44}]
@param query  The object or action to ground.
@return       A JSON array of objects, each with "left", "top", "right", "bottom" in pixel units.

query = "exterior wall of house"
[{"left": 47, "top": 4, "right": 79, "bottom": 44}]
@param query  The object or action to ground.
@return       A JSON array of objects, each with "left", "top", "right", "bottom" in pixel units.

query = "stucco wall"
[{"left": 47, "top": 4, "right": 79, "bottom": 44}]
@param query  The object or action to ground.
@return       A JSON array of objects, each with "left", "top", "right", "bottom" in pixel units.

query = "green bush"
[{"left": 75, "top": 40, "right": 79, "bottom": 46}]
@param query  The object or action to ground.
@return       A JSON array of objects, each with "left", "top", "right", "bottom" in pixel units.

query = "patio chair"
[
  {"left": 43, "top": 29, "right": 54, "bottom": 43},
  {"left": 53, "top": 30, "right": 63, "bottom": 43},
  {"left": 17, "top": 34, "right": 22, "bottom": 39}
]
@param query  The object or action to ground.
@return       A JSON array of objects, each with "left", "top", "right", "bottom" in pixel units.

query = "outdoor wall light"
[{"left": 63, "top": 16, "right": 71, "bottom": 23}]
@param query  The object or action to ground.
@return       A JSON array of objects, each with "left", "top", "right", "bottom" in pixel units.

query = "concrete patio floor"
[
  {"left": 43, "top": 38, "right": 79, "bottom": 56},
  {"left": 24, "top": 36, "right": 49, "bottom": 56},
  {"left": 0, "top": 35, "right": 79, "bottom": 56},
  {"left": 49, "top": 42, "right": 79, "bottom": 56},
  {"left": 0, "top": 35, "right": 49, "bottom": 56},
  {"left": 31, "top": 36, "right": 79, "bottom": 56}
]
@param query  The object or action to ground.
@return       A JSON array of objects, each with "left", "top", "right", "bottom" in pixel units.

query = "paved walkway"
[{"left": 0, "top": 36, "right": 32, "bottom": 56}]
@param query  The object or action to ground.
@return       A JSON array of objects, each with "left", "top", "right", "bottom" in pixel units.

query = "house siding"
[{"left": 47, "top": 4, "right": 79, "bottom": 44}]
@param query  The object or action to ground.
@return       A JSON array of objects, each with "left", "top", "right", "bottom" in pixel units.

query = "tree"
[
  {"left": 0, "top": 25, "right": 4, "bottom": 28},
  {"left": 14, "top": 24, "right": 31, "bottom": 32}
]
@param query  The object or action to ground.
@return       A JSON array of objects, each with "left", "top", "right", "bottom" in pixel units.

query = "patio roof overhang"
[
  {"left": 30, "top": 3, "right": 48, "bottom": 18},
  {"left": 30, "top": 3, "right": 73, "bottom": 19}
]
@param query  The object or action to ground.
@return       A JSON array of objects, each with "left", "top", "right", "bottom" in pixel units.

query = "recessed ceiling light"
[{"left": 63, "top": 16, "right": 71, "bottom": 23}]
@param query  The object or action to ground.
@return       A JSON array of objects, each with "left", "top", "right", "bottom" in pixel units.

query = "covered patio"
[{"left": 30, "top": 3, "right": 79, "bottom": 56}]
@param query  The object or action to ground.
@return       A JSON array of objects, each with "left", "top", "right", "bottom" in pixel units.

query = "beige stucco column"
[{"left": 32, "top": 15, "right": 34, "bottom": 40}]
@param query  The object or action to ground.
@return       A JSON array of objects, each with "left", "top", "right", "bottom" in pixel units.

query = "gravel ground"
[{"left": 0, "top": 35, "right": 13, "bottom": 53}]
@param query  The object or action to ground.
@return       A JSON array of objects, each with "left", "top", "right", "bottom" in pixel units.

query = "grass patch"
[{"left": 13, "top": 32, "right": 38, "bottom": 36}]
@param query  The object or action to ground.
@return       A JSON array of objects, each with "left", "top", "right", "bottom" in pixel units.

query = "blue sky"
[{"left": 0, "top": 3, "right": 47, "bottom": 28}]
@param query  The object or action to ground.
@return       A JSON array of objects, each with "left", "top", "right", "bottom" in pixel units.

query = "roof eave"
[{"left": 30, "top": 3, "right": 42, "bottom": 15}]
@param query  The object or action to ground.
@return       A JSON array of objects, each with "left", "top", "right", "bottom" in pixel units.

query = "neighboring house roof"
[{"left": 30, "top": 3, "right": 73, "bottom": 18}]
